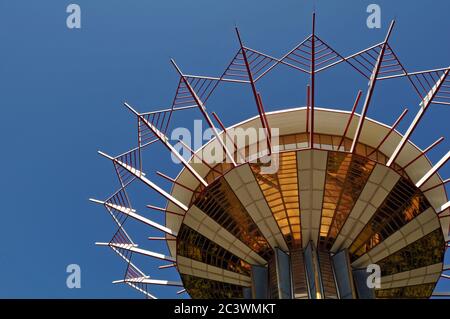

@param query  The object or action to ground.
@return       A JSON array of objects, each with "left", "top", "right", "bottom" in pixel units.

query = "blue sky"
[{"left": 0, "top": 0, "right": 448, "bottom": 298}]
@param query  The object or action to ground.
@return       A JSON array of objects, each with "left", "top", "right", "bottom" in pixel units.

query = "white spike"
[
  {"left": 95, "top": 242, "right": 137, "bottom": 248},
  {"left": 177, "top": 289, "right": 187, "bottom": 295},
  {"left": 106, "top": 201, "right": 178, "bottom": 236},
  {"left": 126, "top": 282, "right": 157, "bottom": 299},
  {"left": 91, "top": 198, "right": 178, "bottom": 236},
  {"left": 123, "top": 102, "right": 140, "bottom": 116},
  {"left": 114, "top": 278, "right": 183, "bottom": 287},
  {"left": 387, "top": 70, "right": 450, "bottom": 167},
  {"left": 108, "top": 246, "right": 145, "bottom": 277},
  {"left": 89, "top": 198, "right": 104, "bottom": 205},
  {"left": 159, "top": 263, "right": 177, "bottom": 269},
  {"left": 98, "top": 150, "right": 114, "bottom": 160},
  {"left": 125, "top": 102, "right": 208, "bottom": 187},
  {"left": 416, "top": 151, "right": 450, "bottom": 188},
  {"left": 113, "top": 157, "right": 188, "bottom": 212},
  {"left": 108, "top": 243, "right": 176, "bottom": 262},
  {"left": 148, "top": 236, "right": 173, "bottom": 241},
  {"left": 438, "top": 201, "right": 450, "bottom": 215},
  {"left": 170, "top": 59, "right": 237, "bottom": 166}
]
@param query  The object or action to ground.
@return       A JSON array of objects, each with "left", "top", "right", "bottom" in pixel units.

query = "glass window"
[
  {"left": 377, "top": 229, "right": 445, "bottom": 276},
  {"left": 320, "top": 152, "right": 375, "bottom": 249},
  {"left": 193, "top": 177, "right": 273, "bottom": 260},
  {"left": 349, "top": 178, "right": 431, "bottom": 261},
  {"left": 181, "top": 274, "right": 245, "bottom": 299},
  {"left": 177, "top": 224, "right": 252, "bottom": 276}
]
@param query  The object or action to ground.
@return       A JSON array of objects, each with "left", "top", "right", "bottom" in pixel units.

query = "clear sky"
[{"left": 0, "top": 0, "right": 448, "bottom": 298}]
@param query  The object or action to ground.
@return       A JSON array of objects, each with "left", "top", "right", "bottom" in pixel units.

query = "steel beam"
[
  {"left": 170, "top": 59, "right": 237, "bottom": 166},
  {"left": 309, "top": 13, "right": 316, "bottom": 148},
  {"left": 350, "top": 21, "right": 395, "bottom": 153},
  {"left": 113, "top": 278, "right": 183, "bottom": 287},
  {"left": 235, "top": 27, "right": 272, "bottom": 154},
  {"left": 338, "top": 90, "right": 362, "bottom": 149},
  {"left": 387, "top": 69, "right": 450, "bottom": 167},
  {"left": 124, "top": 102, "right": 208, "bottom": 187},
  {"left": 90, "top": 198, "right": 178, "bottom": 236},
  {"left": 96, "top": 242, "right": 176, "bottom": 262},
  {"left": 98, "top": 150, "right": 188, "bottom": 212},
  {"left": 402, "top": 137, "right": 444, "bottom": 170}
]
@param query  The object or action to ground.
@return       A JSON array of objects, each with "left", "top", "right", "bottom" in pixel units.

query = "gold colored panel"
[
  {"left": 193, "top": 177, "right": 273, "bottom": 260},
  {"left": 251, "top": 152, "right": 301, "bottom": 248},
  {"left": 320, "top": 152, "right": 376, "bottom": 249}
]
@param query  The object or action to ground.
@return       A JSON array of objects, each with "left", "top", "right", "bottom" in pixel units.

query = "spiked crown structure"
[{"left": 92, "top": 14, "right": 450, "bottom": 299}]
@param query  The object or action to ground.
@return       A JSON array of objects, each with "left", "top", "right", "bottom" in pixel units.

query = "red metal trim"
[
  {"left": 146, "top": 204, "right": 185, "bottom": 217},
  {"left": 158, "top": 263, "right": 177, "bottom": 269},
  {"left": 156, "top": 171, "right": 200, "bottom": 193},
  {"left": 422, "top": 178, "right": 450, "bottom": 193},
  {"left": 235, "top": 27, "right": 272, "bottom": 156},
  {"left": 177, "top": 139, "right": 222, "bottom": 174},
  {"left": 306, "top": 85, "right": 310, "bottom": 134},
  {"left": 257, "top": 92, "right": 272, "bottom": 155},
  {"left": 309, "top": 13, "right": 316, "bottom": 149},
  {"left": 337, "top": 90, "right": 362, "bottom": 149},
  {"left": 257, "top": 93, "right": 271, "bottom": 139},
  {"left": 170, "top": 59, "right": 237, "bottom": 166},
  {"left": 387, "top": 69, "right": 450, "bottom": 166},
  {"left": 350, "top": 21, "right": 396, "bottom": 153},
  {"left": 148, "top": 237, "right": 177, "bottom": 241},
  {"left": 402, "top": 137, "right": 445, "bottom": 170},
  {"left": 367, "top": 108, "right": 408, "bottom": 157},
  {"left": 212, "top": 111, "right": 245, "bottom": 161}
]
